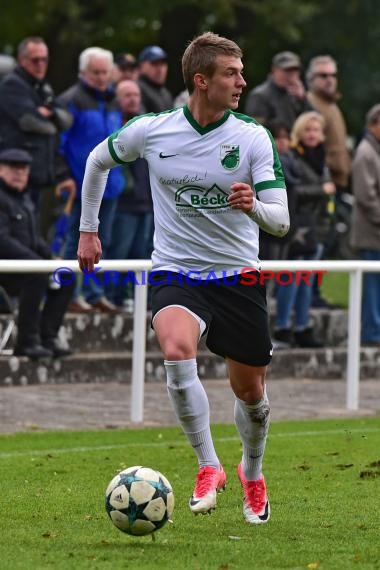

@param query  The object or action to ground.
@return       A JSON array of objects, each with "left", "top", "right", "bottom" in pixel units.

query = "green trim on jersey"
[
  {"left": 230, "top": 111, "right": 261, "bottom": 126},
  {"left": 107, "top": 108, "right": 178, "bottom": 164},
  {"left": 231, "top": 111, "right": 286, "bottom": 192},
  {"left": 108, "top": 133, "right": 129, "bottom": 164},
  {"left": 183, "top": 105, "right": 231, "bottom": 135}
]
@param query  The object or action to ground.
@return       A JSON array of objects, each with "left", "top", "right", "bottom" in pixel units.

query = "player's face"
[{"left": 206, "top": 56, "right": 246, "bottom": 111}]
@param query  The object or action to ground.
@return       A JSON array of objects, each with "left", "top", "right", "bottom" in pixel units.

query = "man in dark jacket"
[
  {"left": 138, "top": 46, "right": 173, "bottom": 113},
  {"left": 244, "top": 51, "right": 312, "bottom": 130},
  {"left": 0, "top": 37, "right": 74, "bottom": 234},
  {"left": 0, "top": 148, "right": 73, "bottom": 359}
]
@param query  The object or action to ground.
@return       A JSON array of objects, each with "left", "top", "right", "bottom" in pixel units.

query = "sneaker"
[
  {"left": 273, "top": 328, "right": 293, "bottom": 348},
  {"left": 189, "top": 464, "right": 226, "bottom": 514},
  {"left": 237, "top": 463, "right": 270, "bottom": 524},
  {"left": 294, "top": 327, "right": 324, "bottom": 348}
]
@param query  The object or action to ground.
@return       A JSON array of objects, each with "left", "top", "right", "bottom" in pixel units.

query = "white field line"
[{"left": 0, "top": 426, "right": 379, "bottom": 460}]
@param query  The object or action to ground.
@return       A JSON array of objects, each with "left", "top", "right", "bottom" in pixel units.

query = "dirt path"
[{"left": 0, "top": 378, "right": 379, "bottom": 433}]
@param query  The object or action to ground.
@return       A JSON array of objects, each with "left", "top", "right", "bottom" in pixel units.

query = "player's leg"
[
  {"left": 227, "top": 359, "right": 270, "bottom": 524},
  {"left": 153, "top": 306, "right": 226, "bottom": 514}
]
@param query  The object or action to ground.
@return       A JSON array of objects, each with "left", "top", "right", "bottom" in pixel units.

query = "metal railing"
[{"left": 0, "top": 259, "right": 379, "bottom": 422}]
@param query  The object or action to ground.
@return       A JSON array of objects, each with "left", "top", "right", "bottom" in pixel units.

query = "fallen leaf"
[
  {"left": 367, "top": 460, "right": 380, "bottom": 468},
  {"left": 42, "top": 532, "right": 57, "bottom": 539}
]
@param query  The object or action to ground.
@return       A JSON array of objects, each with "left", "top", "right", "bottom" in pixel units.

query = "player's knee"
[
  {"left": 162, "top": 341, "right": 196, "bottom": 361},
  {"left": 237, "top": 383, "right": 265, "bottom": 403}
]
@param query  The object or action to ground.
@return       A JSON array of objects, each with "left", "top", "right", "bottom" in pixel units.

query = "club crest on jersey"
[{"left": 220, "top": 144, "right": 240, "bottom": 170}]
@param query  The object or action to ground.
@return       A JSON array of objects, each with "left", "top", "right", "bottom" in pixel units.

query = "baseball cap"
[
  {"left": 272, "top": 51, "right": 301, "bottom": 70},
  {"left": 114, "top": 53, "right": 138, "bottom": 70},
  {"left": 138, "top": 46, "right": 168, "bottom": 63},
  {"left": 0, "top": 148, "right": 33, "bottom": 165}
]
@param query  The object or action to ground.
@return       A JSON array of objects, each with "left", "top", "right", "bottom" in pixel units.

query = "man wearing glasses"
[
  {"left": 306, "top": 55, "right": 351, "bottom": 195},
  {"left": 0, "top": 36, "right": 74, "bottom": 235}
]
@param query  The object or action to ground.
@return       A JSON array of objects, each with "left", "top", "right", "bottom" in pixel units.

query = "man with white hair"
[{"left": 56, "top": 47, "right": 124, "bottom": 312}]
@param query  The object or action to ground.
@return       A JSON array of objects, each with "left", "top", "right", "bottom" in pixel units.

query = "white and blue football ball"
[{"left": 105, "top": 466, "right": 174, "bottom": 536}]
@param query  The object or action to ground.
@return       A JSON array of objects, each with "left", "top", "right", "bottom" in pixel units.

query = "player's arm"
[
  {"left": 228, "top": 183, "right": 289, "bottom": 237},
  {"left": 247, "top": 187, "right": 289, "bottom": 237},
  {"left": 244, "top": 126, "right": 290, "bottom": 237},
  {"left": 78, "top": 118, "right": 146, "bottom": 272},
  {"left": 77, "top": 139, "right": 114, "bottom": 272}
]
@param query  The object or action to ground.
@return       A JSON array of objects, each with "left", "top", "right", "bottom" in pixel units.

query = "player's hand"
[
  {"left": 77, "top": 232, "right": 102, "bottom": 273},
  {"left": 228, "top": 182, "right": 255, "bottom": 212}
]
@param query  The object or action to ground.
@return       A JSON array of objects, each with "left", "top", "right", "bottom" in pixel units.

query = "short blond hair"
[
  {"left": 291, "top": 111, "right": 326, "bottom": 147},
  {"left": 182, "top": 32, "right": 242, "bottom": 94}
]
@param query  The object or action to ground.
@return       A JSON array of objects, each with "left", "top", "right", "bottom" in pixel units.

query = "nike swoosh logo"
[{"left": 159, "top": 152, "right": 179, "bottom": 159}]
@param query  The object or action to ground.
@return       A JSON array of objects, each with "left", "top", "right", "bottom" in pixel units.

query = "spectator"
[
  {"left": 350, "top": 104, "right": 380, "bottom": 347},
  {"left": 174, "top": 88, "right": 189, "bottom": 108},
  {"left": 260, "top": 120, "right": 298, "bottom": 262},
  {"left": 274, "top": 111, "right": 335, "bottom": 347},
  {"left": 112, "top": 53, "right": 139, "bottom": 84},
  {"left": 0, "top": 37, "right": 74, "bottom": 236},
  {"left": 306, "top": 55, "right": 352, "bottom": 305},
  {"left": 0, "top": 148, "right": 73, "bottom": 359},
  {"left": 56, "top": 47, "right": 124, "bottom": 313},
  {"left": 108, "top": 79, "right": 153, "bottom": 308},
  {"left": 138, "top": 45, "right": 174, "bottom": 112},
  {"left": 245, "top": 51, "right": 312, "bottom": 130},
  {"left": 0, "top": 53, "right": 15, "bottom": 80},
  {"left": 306, "top": 55, "right": 351, "bottom": 194}
]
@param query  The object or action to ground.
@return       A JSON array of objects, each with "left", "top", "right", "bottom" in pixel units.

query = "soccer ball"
[{"left": 105, "top": 466, "right": 174, "bottom": 536}]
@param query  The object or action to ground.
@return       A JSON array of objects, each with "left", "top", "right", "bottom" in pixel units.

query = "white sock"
[
  {"left": 165, "top": 359, "right": 219, "bottom": 469},
  {"left": 234, "top": 388, "right": 270, "bottom": 480}
]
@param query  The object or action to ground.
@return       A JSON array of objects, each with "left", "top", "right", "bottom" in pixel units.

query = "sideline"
[{"left": 1, "top": 426, "right": 379, "bottom": 460}]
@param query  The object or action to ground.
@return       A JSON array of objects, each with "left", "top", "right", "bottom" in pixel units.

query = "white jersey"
[{"left": 80, "top": 106, "right": 289, "bottom": 278}]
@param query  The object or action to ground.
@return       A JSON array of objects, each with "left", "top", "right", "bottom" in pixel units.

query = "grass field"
[
  {"left": 1, "top": 418, "right": 379, "bottom": 570},
  {"left": 321, "top": 272, "right": 349, "bottom": 308}
]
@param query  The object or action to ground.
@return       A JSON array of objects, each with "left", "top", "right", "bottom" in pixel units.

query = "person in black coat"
[
  {"left": 137, "top": 46, "right": 174, "bottom": 113},
  {"left": 0, "top": 148, "right": 73, "bottom": 359},
  {"left": 0, "top": 36, "right": 74, "bottom": 236}
]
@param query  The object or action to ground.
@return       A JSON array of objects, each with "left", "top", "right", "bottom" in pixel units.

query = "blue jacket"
[{"left": 56, "top": 81, "right": 124, "bottom": 199}]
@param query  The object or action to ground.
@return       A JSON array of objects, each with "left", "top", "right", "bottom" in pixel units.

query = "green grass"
[
  {"left": 321, "top": 271, "right": 349, "bottom": 308},
  {"left": 1, "top": 418, "right": 379, "bottom": 570}
]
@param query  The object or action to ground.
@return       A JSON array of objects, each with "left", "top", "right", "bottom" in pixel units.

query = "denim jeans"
[
  {"left": 275, "top": 248, "right": 321, "bottom": 330},
  {"left": 360, "top": 249, "right": 380, "bottom": 343},
  {"left": 65, "top": 198, "right": 119, "bottom": 304},
  {"left": 107, "top": 211, "right": 154, "bottom": 305}
]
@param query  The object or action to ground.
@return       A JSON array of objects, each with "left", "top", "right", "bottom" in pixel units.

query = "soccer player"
[{"left": 77, "top": 32, "right": 289, "bottom": 524}]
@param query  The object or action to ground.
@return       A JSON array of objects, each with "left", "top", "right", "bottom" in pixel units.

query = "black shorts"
[{"left": 150, "top": 271, "right": 272, "bottom": 366}]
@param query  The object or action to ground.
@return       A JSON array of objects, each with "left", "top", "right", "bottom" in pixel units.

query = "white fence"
[{"left": 0, "top": 259, "right": 379, "bottom": 422}]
